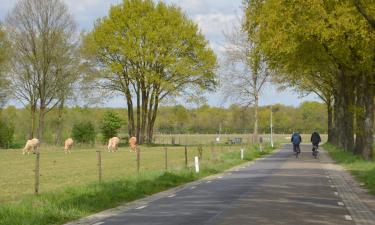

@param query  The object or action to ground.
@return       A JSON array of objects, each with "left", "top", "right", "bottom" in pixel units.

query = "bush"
[
  {"left": 0, "top": 119, "right": 14, "bottom": 149},
  {"left": 100, "top": 111, "right": 123, "bottom": 143},
  {"left": 72, "top": 121, "right": 96, "bottom": 145}
]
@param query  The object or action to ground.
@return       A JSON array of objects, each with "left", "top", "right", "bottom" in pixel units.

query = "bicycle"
[
  {"left": 312, "top": 145, "right": 319, "bottom": 159},
  {"left": 294, "top": 145, "right": 301, "bottom": 158}
]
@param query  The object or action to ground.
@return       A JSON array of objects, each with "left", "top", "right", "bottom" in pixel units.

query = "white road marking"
[
  {"left": 136, "top": 205, "right": 147, "bottom": 209},
  {"left": 190, "top": 186, "right": 197, "bottom": 189},
  {"left": 217, "top": 176, "right": 223, "bottom": 179},
  {"left": 326, "top": 176, "right": 330, "bottom": 178},
  {"left": 338, "top": 202, "right": 344, "bottom": 206},
  {"left": 334, "top": 192, "right": 338, "bottom": 196},
  {"left": 344, "top": 215, "right": 353, "bottom": 221},
  {"left": 92, "top": 222, "right": 105, "bottom": 225},
  {"left": 330, "top": 185, "right": 335, "bottom": 188},
  {"left": 206, "top": 181, "right": 212, "bottom": 183},
  {"left": 168, "top": 194, "right": 176, "bottom": 198}
]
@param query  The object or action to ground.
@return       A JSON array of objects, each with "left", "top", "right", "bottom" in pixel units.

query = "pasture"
[{"left": 0, "top": 143, "right": 252, "bottom": 204}]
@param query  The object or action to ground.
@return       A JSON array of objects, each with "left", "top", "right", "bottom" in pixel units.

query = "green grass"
[
  {"left": 0, "top": 144, "right": 274, "bottom": 225},
  {"left": 324, "top": 143, "right": 375, "bottom": 195}
]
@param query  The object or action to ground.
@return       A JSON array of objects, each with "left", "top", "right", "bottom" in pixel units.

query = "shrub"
[
  {"left": 0, "top": 119, "right": 14, "bottom": 149},
  {"left": 100, "top": 111, "right": 123, "bottom": 143},
  {"left": 72, "top": 121, "right": 96, "bottom": 145}
]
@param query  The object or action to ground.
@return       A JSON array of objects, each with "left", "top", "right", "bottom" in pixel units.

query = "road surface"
[{"left": 68, "top": 144, "right": 375, "bottom": 225}]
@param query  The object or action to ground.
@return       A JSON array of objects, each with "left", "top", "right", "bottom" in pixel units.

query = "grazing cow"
[
  {"left": 107, "top": 137, "right": 120, "bottom": 152},
  {"left": 23, "top": 138, "right": 40, "bottom": 155},
  {"left": 64, "top": 138, "right": 74, "bottom": 154},
  {"left": 129, "top": 136, "right": 137, "bottom": 152}
]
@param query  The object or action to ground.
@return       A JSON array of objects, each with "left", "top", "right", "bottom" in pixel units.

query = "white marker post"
[
  {"left": 241, "top": 149, "right": 244, "bottom": 160},
  {"left": 194, "top": 156, "right": 200, "bottom": 173}
]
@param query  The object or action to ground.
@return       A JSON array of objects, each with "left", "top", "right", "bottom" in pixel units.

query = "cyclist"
[
  {"left": 291, "top": 132, "right": 302, "bottom": 155},
  {"left": 310, "top": 131, "right": 321, "bottom": 157}
]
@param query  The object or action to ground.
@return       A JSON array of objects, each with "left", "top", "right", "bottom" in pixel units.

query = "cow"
[
  {"left": 64, "top": 138, "right": 74, "bottom": 154},
  {"left": 107, "top": 137, "right": 120, "bottom": 152},
  {"left": 23, "top": 138, "right": 40, "bottom": 155}
]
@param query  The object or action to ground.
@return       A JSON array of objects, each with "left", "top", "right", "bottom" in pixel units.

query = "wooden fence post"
[
  {"left": 184, "top": 146, "right": 188, "bottom": 168},
  {"left": 34, "top": 152, "right": 40, "bottom": 195},
  {"left": 96, "top": 151, "right": 102, "bottom": 182},
  {"left": 165, "top": 147, "right": 168, "bottom": 171},
  {"left": 137, "top": 147, "right": 140, "bottom": 174}
]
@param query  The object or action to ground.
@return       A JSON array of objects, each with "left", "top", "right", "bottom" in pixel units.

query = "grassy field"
[
  {"left": 324, "top": 143, "right": 375, "bottom": 195},
  {"left": 0, "top": 143, "right": 274, "bottom": 225},
  {"left": 0, "top": 144, "right": 242, "bottom": 203},
  {"left": 153, "top": 133, "right": 328, "bottom": 145}
]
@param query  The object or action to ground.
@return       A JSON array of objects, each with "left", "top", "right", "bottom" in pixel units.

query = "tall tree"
[
  {"left": 6, "top": 0, "right": 79, "bottom": 141},
  {"left": 82, "top": 0, "right": 217, "bottom": 144},
  {"left": 221, "top": 22, "right": 269, "bottom": 143},
  {"left": 0, "top": 23, "right": 10, "bottom": 109}
]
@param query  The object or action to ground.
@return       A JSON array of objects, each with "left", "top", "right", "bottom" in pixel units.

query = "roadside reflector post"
[
  {"left": 241, "top": 149, "right": 244, "bottom": 160},
  {"left": 194, "top": 156, "right": 199, "bottom": 173}
]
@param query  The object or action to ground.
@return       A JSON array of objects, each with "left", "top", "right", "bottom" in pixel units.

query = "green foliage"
[
  {"left": 100, "top": 111, "right": 123, "bottom": 142},
  {"left": 0, "top": 119, "right": 14, "bottom": 149},
  {"left": 72, "top": 121, "right": 96, "bottom": 145}
]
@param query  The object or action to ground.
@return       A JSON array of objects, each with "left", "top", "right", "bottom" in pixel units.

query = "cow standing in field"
[
  {"left": 129, "top": 137, "right": 137, "bottom": 152},
  {"left": 108, "top": 137, "right": 120, "bottom": 152},
  {"left": 23, "top": 138, "right": 40, "bottom": 155},
  {"left": 64, "top": 138, "right": 74, "bottom": 154}
]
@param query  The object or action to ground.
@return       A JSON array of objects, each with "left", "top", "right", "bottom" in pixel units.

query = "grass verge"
[
  {"left": 0, "top": 144, "right": 274, "bottom": 225},
  {"left": 323, "top": 143, "right": 375, "bottom": 195}
]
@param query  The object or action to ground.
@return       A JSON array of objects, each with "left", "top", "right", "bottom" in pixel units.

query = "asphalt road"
[{"left": 80, "top": 144, "right": 373, "bottom": 225}]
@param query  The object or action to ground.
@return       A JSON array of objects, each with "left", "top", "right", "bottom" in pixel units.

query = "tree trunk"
[
  {"left": 140, "top": 86, "right": 149, "bottom": 144},
  {"left": 253, "top": 94, "right": 259, "bottom": 143},
  {"left": 29, "top": 102, "right": 36, "bottom": 139},
  {"left": 327, "top": 98, "right": 334, "bottom": 144},
  {"left": 126, "top": 97, "right": 135, "bottom": 138},
  {"left": 335, "top": 68, "right": 355, "bottom": 151},
  {"left": 136, "top": 84, "right": 141, "bottom": 143},
  {"left": 147, "top": 94, "right": 159, "bottom": 143},
  {"left": 37, "top": 101, "right": 46, "bottom": 142},
  {"left": 354, "top": 73, "right": 374, "bottom": 160},
  {"left": 55, "top": 97, "right": 64, "bottom": 145},
  {"left": 146, "top": 88, "right": 156, "bottom": 144}
]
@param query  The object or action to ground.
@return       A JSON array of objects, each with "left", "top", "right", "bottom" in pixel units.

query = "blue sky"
[{"left": 0, "top": 0, "right": 320, "bottom": 107}]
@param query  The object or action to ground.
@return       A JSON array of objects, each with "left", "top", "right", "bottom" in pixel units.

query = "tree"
[
  {"left": 72, "top": 121, "right": 96, "bottom": 145},
  {"left": 6, "top": 0, "right": 79, "bottom": 141},
  {"left": 221, "top": 20, "right": 269, "bottom": 142},
  {"left": 244, "top": 0, "right": 375, "bottom": 159},
  {"left": 0, "top": 23, "right": 10, "bottom": 109},
  {"left": 82, "top": 0, "right": 217, "bottom": 144},
  {"left": 100, "top": 111, "right": 123, "bottom": 143}
]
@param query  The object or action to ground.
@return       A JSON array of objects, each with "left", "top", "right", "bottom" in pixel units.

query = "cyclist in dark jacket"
[
  {"left": 311, "top": 131, "right": 321, "bottom": 151},
  {"left": 291, "top": 132, "right": 302, "bottom": 153}
]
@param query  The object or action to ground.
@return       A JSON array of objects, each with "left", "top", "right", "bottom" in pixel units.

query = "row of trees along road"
[
  {"left": 82, "top": 0, "right": 217, "bottom": 144},
  {"left": 244, "top": 0, "right": 375, "bottom": 159},
  {"left": 0, "top": 0, "right": 217, "bottom": 144}
]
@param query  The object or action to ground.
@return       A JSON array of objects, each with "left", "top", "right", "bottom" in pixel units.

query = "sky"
[{"left": 0, "top": 0, "right": 320, "bottom": 108}]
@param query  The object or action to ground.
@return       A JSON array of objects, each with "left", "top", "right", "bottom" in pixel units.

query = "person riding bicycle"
[
  {"left": 291, "top": 132, "right": 302, "bottom": 154},
  {"left": 310, "top": 131, "right": 321, "bottom": 155}
]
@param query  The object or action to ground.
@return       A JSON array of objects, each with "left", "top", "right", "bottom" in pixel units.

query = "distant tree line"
[{"left": 0, "top": 102, "right": 330, "bottom": 147}]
